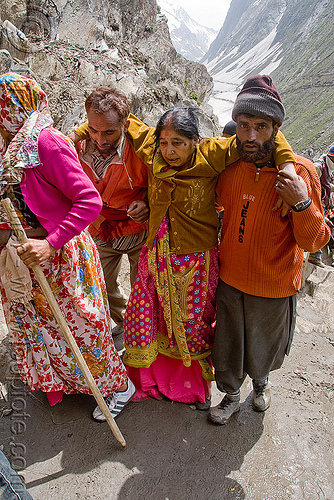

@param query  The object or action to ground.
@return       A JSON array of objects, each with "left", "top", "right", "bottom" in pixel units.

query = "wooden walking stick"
[
  {"left": 301, "top": 251, "right": 310, "bottom": 288},
  {"left": 1, "top": 198, "right": 126, "bottom": 447}
]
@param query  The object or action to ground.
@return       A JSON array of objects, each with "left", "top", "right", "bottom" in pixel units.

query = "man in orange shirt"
[
  {"left": 70, "top": 87, "right": 149, "bottom": 349},
  {"left": 208, "top": 75, "right": 330, "bottom": 425}
]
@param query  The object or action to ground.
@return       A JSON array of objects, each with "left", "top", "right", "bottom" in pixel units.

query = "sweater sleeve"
[
  {"left": 125, "top": 114, "right": 156, "bottom": 165},
  {"left": 198, "top": 136, "right": 236, "bottom": 174},
  {"left": 290, "top": 159, "right": 330, "bottom": 252},
  {"left": 74, "top": 121, "right": 90, "bottom": 140},
  {"left": 273, "top": 130, "right": 295, "bottom": 167},
  {"left": 37, "top": 129, "right": 102, "bottom": 249}
]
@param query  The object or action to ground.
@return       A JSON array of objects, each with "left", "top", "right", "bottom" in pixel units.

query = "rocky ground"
[{"left": 0, "top": 254, "right": 333, "bottom": 500}]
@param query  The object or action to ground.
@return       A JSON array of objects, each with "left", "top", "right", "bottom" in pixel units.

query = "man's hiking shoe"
[
  {"left": 92, "top": 379, "right": 136, "bottom": 421},
  {"left": 252, "top": 378, "right": 271, "bottom": 412},
  {"left": 208, "top": 395, "right": 240, "bottom": 425}
]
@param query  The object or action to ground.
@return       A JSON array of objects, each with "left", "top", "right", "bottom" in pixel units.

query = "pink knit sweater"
[{"left": 20, "top": 128, "right": 102, "bottom": 250}]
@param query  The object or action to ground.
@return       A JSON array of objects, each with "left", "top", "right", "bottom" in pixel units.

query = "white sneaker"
[{"left": 92, "top": 379, "right": 136, "bottom": 421}]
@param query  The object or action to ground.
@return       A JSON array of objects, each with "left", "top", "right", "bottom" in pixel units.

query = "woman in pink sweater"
[{"left": 0, "top": 73, "right": 135, "bottom": 420}]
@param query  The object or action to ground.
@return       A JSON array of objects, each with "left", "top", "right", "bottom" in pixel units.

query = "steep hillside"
[
  {"left": 0, "top": 0, "right": 219, "bottom": 135},
  {"left": 158, "top": 0, "right": 217, "bottom": 62},
  {"left": 203, "top": 0, "right": 334, "bottom": 158},
  {"left": 204, "top": 0, "right": 282, "bottom": 67},
  {"left": 271, "top": 0, "right": 334, "bottom": 157}
]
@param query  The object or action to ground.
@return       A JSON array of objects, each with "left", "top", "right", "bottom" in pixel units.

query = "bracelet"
[{"left": 291, "top": 197, "right": 312, "bottom": 212}]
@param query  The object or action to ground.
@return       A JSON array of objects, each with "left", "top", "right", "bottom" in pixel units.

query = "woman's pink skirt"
[{"left": 127, "top": 354, "right": 210, "bottom": 404}]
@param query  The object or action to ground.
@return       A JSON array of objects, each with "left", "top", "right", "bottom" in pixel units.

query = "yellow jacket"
[{"left": 75, "top": 115, "right": 295, "bottom": 254}]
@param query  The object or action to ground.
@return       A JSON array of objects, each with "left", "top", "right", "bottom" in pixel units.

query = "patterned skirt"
[
  {"left": 123, "top": 215, "right": 219, "bottom": 404},
  {"left": 0, "top": 230, "right": 127, "bottom": 401}
]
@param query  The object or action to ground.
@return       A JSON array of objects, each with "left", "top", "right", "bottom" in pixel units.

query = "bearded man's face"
[{"left": 236, "top": 114, "right": 278, "bottom": 163}]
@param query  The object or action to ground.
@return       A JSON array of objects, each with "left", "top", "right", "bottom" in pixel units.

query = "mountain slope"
[
  {"left": 203, "top": 0, "right": 334, "bottom": 157},
  {"left": 0, "top": 0, "right": 219, "bottom": 135},
  {"left": 271, "top": 0, "right": 334, "bottom": 157}
]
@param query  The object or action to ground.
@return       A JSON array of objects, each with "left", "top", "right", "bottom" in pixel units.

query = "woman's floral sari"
[
  {"left": 1, "top": 230, "right": 127, "bottom": 399},
  {"left": 123, "top": 215, "right": 218, "bottom": 404}
]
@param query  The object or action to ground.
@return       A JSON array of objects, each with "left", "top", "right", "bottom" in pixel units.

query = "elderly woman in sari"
[
  {"left": 119, "top": 109, "right": 296, "bottom": 407},
  {"left": 74, "top": 104, "right": 295, "bottom": 408},
  {"left": 0, "top": 73, "right": 135, "bottom": 421}
]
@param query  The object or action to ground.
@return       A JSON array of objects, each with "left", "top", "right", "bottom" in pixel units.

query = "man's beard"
[
  {"left": 236, "top": 132, "right": 276, "bottom": 163},
  {"left": 93, "top": 141, "right": 117, "bottom": 156},
  {"left": 93, "top": 139, "right": 121, "bottom": 157}
]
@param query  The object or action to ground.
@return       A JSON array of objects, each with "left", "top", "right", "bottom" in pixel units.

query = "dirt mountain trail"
[{"left": 0, "top": 256, "right": 333, "bottom": 499}]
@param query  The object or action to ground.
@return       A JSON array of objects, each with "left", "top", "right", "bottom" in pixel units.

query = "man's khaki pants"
[{"left": 97, "top": 240, "right": 144, "bottom": 327}]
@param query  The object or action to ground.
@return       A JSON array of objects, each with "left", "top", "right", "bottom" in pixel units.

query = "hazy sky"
[{"left": 166, "top": 0, "right": 232, "bottom": 31}]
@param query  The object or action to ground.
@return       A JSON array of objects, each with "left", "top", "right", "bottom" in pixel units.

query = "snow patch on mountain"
[
  {"left": 159, "top": 0, "right": 217, "bottom": 62},
  {"left": 207, "top": 27, "right": 283, "bottom": 126}
]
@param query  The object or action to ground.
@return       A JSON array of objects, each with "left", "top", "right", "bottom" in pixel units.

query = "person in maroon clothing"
[{"left": 309, "top": 144, "right": 334, "bottom": 267}]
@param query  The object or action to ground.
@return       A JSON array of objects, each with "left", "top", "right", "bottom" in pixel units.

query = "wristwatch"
[{"left": 291, "top": 197, "right": 312, "bottom": 212}]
